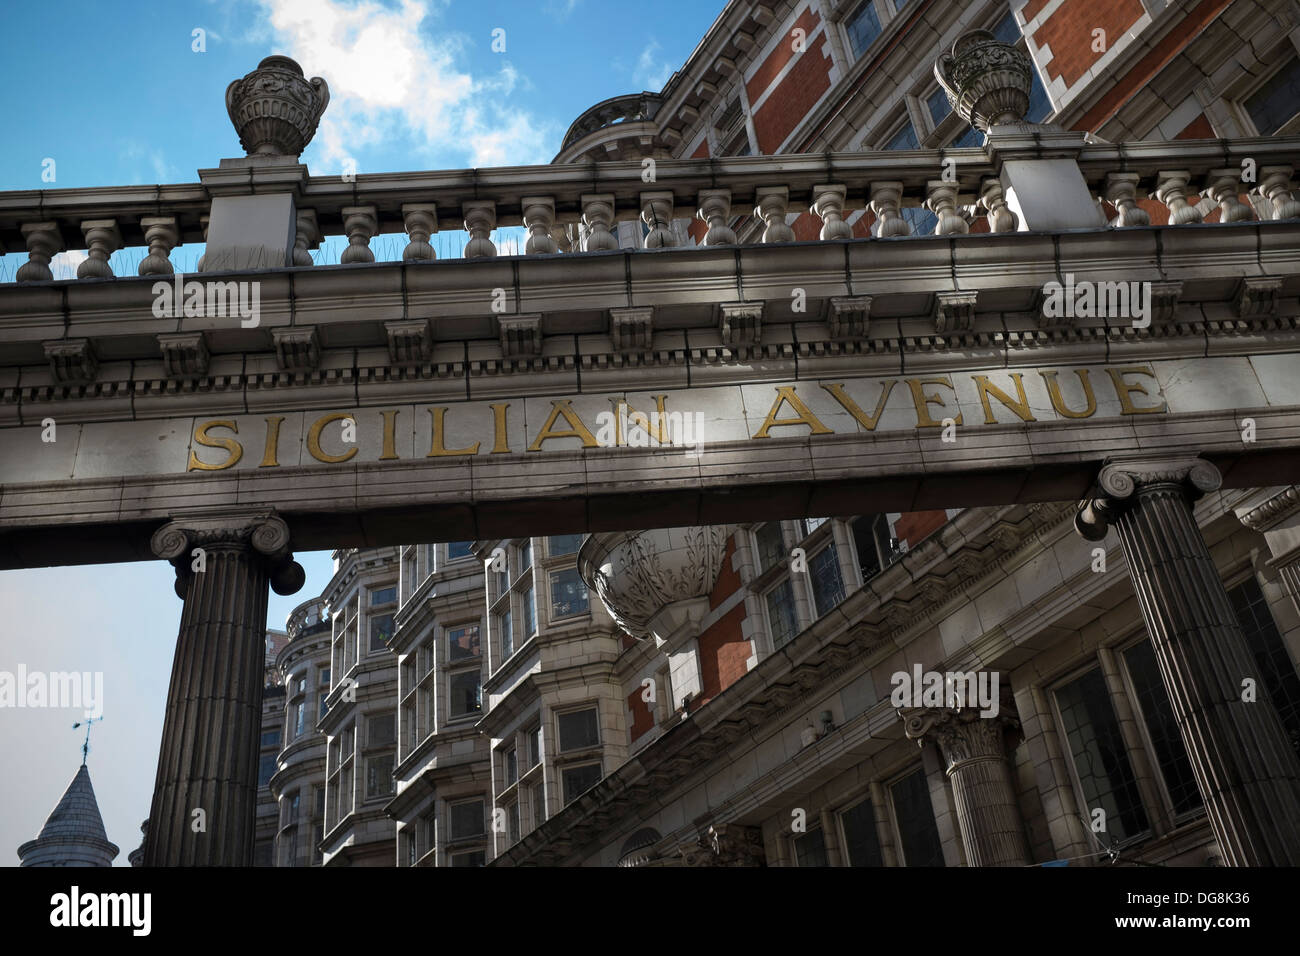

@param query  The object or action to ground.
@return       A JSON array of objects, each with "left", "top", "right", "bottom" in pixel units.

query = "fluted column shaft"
[
  {"left": 1077, "top": 457, "right": 1300, "bottom": 865},
  {"left": 900, "top": 705, "right": 1029, "bottom": 866},
  {"left": 144, "top": 511, "right": 303, "bottom": 866}
]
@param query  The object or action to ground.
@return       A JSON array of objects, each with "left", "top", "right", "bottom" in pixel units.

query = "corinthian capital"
[
  {"left": 899, "top": 704, "right": 1019, "bottom": 774},
  {"left": 1075, "top": 456, "right": 1221, "bottom": 541},
  {"left": 151, "top": 509, "right": 305, "bottom": 598}
]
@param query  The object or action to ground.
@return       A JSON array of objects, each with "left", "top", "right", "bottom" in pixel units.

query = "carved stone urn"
[
  {"left": 934, "top": 30, "right": 1032, "bottom": 132},
  {"left": 226, "top": 55, "right": 330, "bottom": 158},
  {"left": 578, "top": 526, "right": 731, "bottom": 645}
]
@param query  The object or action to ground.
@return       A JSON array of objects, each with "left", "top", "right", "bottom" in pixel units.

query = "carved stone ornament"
[
  {"left": 934, "top": 30, "right": 1033, "bottom": 132},
  {"left": 578, "top": 526, "right": 731, "bottom": 640},
  {"left": 1075, "top": 457, "right": 1222, "bottom": 540},
  {"left": 226, "top": 56, "right": 330, "bottom": 158},
  {"left": 151, "top": 511, "right": 305, "bottom": 598}
]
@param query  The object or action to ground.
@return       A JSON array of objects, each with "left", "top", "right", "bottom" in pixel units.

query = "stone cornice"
[{"left": 1237, "top": 486, "right": 1300, "bottom": 531}]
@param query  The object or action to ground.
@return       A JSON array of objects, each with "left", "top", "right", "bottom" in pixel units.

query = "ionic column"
[
  {"left": 899, "top": 701, "right": 1029, "bottom": 866},
  {"left": 144, "top": 511, "right": 304, "bottom": 866},
  {"left": 1076, "top": 457, "right": 1300, "bottom": 866},
  {"left": 1235, "top": 486, "right": 1300, "bottom": 617}
]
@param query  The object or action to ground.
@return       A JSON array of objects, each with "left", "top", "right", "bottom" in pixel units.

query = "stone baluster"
[
  {"left": 551, "top": 224, "right": 573, "bottom": 253},
  {"left": 1153, "top": 170, "right": 1203, "bottom": 225},
  {"left": 753, "top": 186, "right": 794, "bottom": 243},
  {"left": 400, "top": 204, "right": 437, "bottom": 262},
  {"left": 1255, "top": 166, "right": 1300, "bottom": 220},
  {"left": 522, "top": 196, "right": 558, "bottom": 254},
  {"left": 869, "top": 181, "right": 911, "bottom": 237},
  {"left": 16, "top": 222, "right": 63, "bottom": 282},
  {"left": 1104, "top": 172, "right": 1150, "bottom": 227},
  {"left": 463, "top": 202, "right": 497, "bottom": 258},
  {"left": 77, "top": 220, "right": 122, "bottom": 279},
  {"left": 195, "top": 215, "right": 210, "bottom": 271},
  {"left": 1077, "top": 457, "right": 1300, "bottom": 866},
  {"left": 898, "top": 698, "right": 1029, "bottom": 867},
  {"left": 293, "top": 208, "right": 322, "bottom": 266},
  {"left": 926, "top": 181, "right": 969, "bottom": 235},
  {"left": 979, "top": 179, "right": 1018, "bottom": 233},
  {"left": 640, "top": 191, "right": 678, "bottom": 248},
  {"left": 1204, "top": 169, "right": 1253, "bottom": 223},
  {"left": 581, "top": 193, "right": 618, "bottom": 252},
  {"left": 810, "top": 184, "right": 853, "bottom": 240},
  {"left": 145, "top": 511, "right": 304, "bottom": 866},
  {"left": 138, "top": 217, "right": 179, "bottom": 276},
  {"left": 340, "top": 206, "right": 378, "bottom": 264},
  {"left": 697, "top": 189, "right": 736, "bottom": 245}
]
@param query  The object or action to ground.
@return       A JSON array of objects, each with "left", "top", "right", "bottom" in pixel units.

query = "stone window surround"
[
  {"left": 1226, "top": 36, "right": 1300, "bottom": 137},
  {"left": 1041, "top": 588, "right": 1277, "bottom": 853},
  {"left": 443, "top": 619, "right": 484, "bottom": 724},
  {"left": 443, "top": 793, "right": 489, "bottom": 866},
  {"left": 489, "top": 539, "right": 537, "bottom": 675}
]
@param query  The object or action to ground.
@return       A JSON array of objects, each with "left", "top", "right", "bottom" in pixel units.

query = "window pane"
[
  {"left": 890, "top": 769, "right": 945, "bottom": 866},
  {"left": 508, "top": 801, "right": 520, "bottom": 843},
  {"left": 550, "top": 567, "right": 590, "bottom": 619},
  {"left": 500, "top": 609, "right": 513, "bottom": 659},
  {"left": 258, "top": 754, "right": 276, "bottom": 787},
  {"left": 794, "top": 826, "right": 828, "bottom": 867},
  {"left": 365, "top": 754, "right": 394, "bottom": 797},
  {"left": 1056, "top": 667, "right": 1149, "bottom": 843},
  {"left": 810, "top": 546, "right": 846, "bottom": 617},
  {"left": 846, "top": 1, "right": 882, "bottom": 58},
  {"left": 926, "top": 87, "right": 950, "bottom": 128},
  {"left": 883, "top": 122, "right": 919, "bottom": 151},
  {"left": 766, "top": 578, "right": 798, "bottom": 649},
  {"left": 450, "top": 850, "right": 486, "bottom": 867},
  {"left": 1245, "top": 57, "right": 1300, "bottom": 135},
  {"left": 1026, "top": 63, "right": 1052, "bottom": 122},
  {"left": 519, "top": 539, "right": 532, "bottom": 571},
  {"left": 951, "top": 125, "right": 982, "bottom": 148},
  {"left": 562, "top": 763, "right": 602, "bottom": 804},
  {"left": 450, "top": 799, "right": 485, "bottom": 839},
  {"left": 368, "top": 712, "right": 396, "bottom": 747},
  {"left": 1123, "top": 639, "right": 1202, "bottom": 815},
  {"left": 549, "top": 534, "right": 585, "bottom": 556},
  {"left": 370, "top": 586, "right": 397, "bottom": 606},
  {"left": 261, "top": 729, "right": 281, "bottom": 749},
  {"left": 505, "top": 748, "right": 518, "bottom": 785},
  {"left": 902, "top": 206, "right": 938, "bottom": 235},
  {"left": 852, "top": 515, "right": 884, "bottom": 581},
  {"left": 447, "top": 541, "right": 474, "bottom": 560},
  {"left": 448, "top": 624, "right": 481, "bottom": 663},
  {"left": 369, "top": 613, "right": 395, "bottom": 651},
  {"left": 529, "top": 726, "right": 542, "bottom": 766},
  {"left": 1231, "top": 576, "right": 1300, "bottom": 759},
  {"left": 841, "top": 798, "right": 884, "bottom": 866},
  {"left": 755, "top": 523, "right": 785, "bottom": 572},
  {"left": 558, "top": 708, "right": 600, "bottom": 751},
  {"left": 522, "top": 587, "right": 536, "bottom": 638},
  {"left": 449, "top": 670, "right": 482, "bottom": 718},
  {"left": 294, "top": 701, "right": 305, "bottom": 737}
]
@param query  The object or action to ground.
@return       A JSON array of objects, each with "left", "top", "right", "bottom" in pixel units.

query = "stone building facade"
[{"left": 6, "top": 0, "right": 1300, "bottom": 868}]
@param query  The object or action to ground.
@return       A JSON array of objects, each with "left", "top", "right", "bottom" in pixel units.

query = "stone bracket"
[
  {"left": 826, "top": 295, "right": 872, "bottom": 341},
  {"left": 43, "top": 339, "right": 98, "bottom": 385},
  {"left": 1236, "top": 276, "right": 1282, "bottom": 318},
  {"left": 934, "top": 290, "right": 977, "bottom": 333},
  {"left": 498, "top": 314, "right": 542, "bottom": 358},
  {"left": 158, "top": 331, "right": 211, "bottom": 380},
  {"left": 719, "top": 301, "right": 763, "bottom": 346},
  {"left": 271, "top": 326, "right": 320, "bottom": 371},
  {"left": 384, "top": 319, "right": 433, "bottom": 365},
  {"left": 609, "top": 306, "right": 654, "bottom": 352}
]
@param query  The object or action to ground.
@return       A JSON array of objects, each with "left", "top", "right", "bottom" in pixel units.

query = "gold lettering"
[
  {"left": 259, "top": 416, "right": 284, "bottom": 468},
  {"left": 1106, "top": 366, "right": 1167, "bottom": 415},
  {"left": 906, "top": 377, "right": 963, "bottom": 428},
  {"left": 1040, "top": 370, "right": 1097, "bottom": 419},
  {"left": 616, "top": 395, "right": 671, "bottom": 445},
  {"left": 490, "top": 403, "right": 511, "bottom": 454},
  {"left": 428, "top": 407, "right": 481, "bottom": 456},
  {"left": 380, "top": 410, "right": 400, "bottom": 461},
  {"left": 188, "top": 419, "right": 243, "bottom": 472},
  {"left": 752, "top": 386, "right": 833, "bottom": 439},
  {"left": 528, "top": 400, "right": 599, "bottom": 451},
  {"left": 973, "top": 373, "right": 1036, "bottom": 424},
  {"left": 307, "top": 412, "right": 359, "bottom": 463},
  {"left": 821, "top": 380, "right": 896, "bottom": 431}
]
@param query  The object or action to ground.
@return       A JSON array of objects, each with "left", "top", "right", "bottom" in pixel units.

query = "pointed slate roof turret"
[{"left": 17, "top": 764, "right": 119, "bottom": 866}]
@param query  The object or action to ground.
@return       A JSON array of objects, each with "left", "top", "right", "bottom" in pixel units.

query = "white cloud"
[
  {"left": 256, "top": 0, "right": 553, "bottom": 169},
  {"left": 633, "top": 40, "right": 675, "bottom": 92},
  {"left": 50, "top": 251, "right": 88, "bottom": 280},
  {"left": 543, "top": 0, "right": 579, "bottom": 20}
]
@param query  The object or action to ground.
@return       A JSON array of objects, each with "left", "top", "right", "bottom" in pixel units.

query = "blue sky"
[{"left": 0, "top": 0, "right": 727, "bottom": 864}]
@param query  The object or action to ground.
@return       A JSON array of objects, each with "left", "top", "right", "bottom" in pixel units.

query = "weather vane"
[{"left": 72, "top": 715, "right": 102, "bottom": 766}]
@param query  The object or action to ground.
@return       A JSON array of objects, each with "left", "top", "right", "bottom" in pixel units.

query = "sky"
[{"left": 0, "top": 0, "right": 727, "bottom": 864}]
